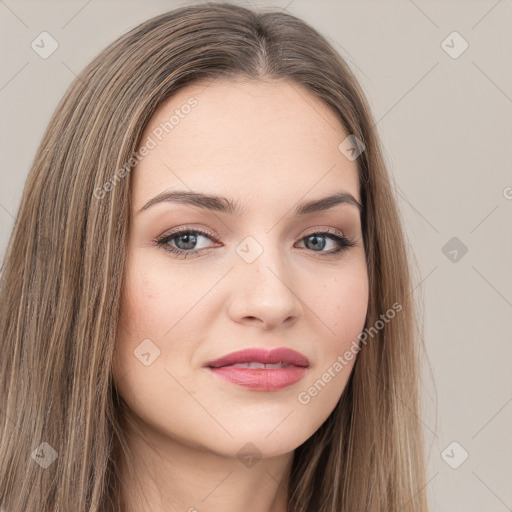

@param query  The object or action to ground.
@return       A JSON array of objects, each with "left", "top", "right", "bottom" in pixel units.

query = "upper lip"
[{"left": 204, "top": 347, "right": 310, "bottom": 368}]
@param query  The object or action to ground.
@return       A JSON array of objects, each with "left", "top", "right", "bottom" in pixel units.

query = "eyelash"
[{"left": 154, "top": 226, "right": 355, "bottom": 259}]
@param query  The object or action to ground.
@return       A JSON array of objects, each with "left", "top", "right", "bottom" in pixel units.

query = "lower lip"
[{"left": 206, "top": 366, "right": 308, "bottom": 391}]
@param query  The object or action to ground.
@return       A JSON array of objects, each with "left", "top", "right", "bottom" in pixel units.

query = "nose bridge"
[
  {"left": 236, "top": 231, "right": 288, "bottom": 288},
  {"left": 228, "top": 232, "right": 303, "bottom": 326}
]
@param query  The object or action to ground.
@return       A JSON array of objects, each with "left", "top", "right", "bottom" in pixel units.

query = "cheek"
[
  {"left": 114, "top": 257, "right": 174, "bottom": 379},
  {"left": 117, "top": 253, "right": 202, "bottom": 336},
  {"left": 113, "top": 253, "right": 216, "bottom": 381},
  {"left": 301, "top": 261, "right": 368, "bottom": 399},
  {"left": 334, "top": 278, "right": 369, "bottom": 337},
  {"left": 314, "top": 261, "right": 369, "bottom": 344}
]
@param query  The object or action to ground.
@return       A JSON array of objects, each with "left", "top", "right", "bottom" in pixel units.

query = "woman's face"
[{"left": 113, "top": 78, "right": 369, "bottom": 459}]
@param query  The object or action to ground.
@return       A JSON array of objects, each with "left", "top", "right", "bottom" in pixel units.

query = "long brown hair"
[{"left": 0, "top": 3, "right": 429, "bottom": 510}]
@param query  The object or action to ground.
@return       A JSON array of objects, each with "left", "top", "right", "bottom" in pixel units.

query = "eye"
[
  {"left": 295, "top": 228, "right": 355, "bottom": 257},
  {"left": 155, "top": 227, "right": 219, "bottom": 259},
  {"left": 155, "top": 227, "right": 355, "bottom": 259}
]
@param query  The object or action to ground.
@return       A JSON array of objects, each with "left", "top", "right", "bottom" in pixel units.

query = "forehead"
[{"left": 132, "top": 78, "right": 361, "bottom": 210}]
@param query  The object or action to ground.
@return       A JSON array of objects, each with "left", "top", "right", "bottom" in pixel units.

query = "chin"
[{"left": 211, "top": 424, "right": 315, "bottom": 460}]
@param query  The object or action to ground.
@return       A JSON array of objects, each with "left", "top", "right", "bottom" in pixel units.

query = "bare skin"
[{"left": 112, "top": 77, "right": 369, "bottom": 512}]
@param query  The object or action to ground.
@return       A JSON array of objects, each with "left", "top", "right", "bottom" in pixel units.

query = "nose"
[{"left": 227, "top": 243, "right": 304, "bottom": 330}]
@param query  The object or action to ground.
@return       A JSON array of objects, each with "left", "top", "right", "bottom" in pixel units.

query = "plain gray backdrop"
[{"left": 1, "top": 1, "right": 511, "bottom": 510}]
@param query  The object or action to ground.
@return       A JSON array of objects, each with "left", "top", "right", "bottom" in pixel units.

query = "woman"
[{"left": 0, "top": 3, "right": 429, "bottom": 511}]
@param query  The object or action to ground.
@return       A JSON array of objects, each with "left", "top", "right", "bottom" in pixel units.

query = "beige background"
[{"left": 1, "top": 1, "right": 511, "bottom": 510}]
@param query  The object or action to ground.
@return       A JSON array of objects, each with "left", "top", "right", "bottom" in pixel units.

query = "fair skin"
[{"left": 113, "top": 77, "right": 369, "bottom": 512}]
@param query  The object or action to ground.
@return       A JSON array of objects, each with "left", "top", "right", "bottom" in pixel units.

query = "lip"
[
  {"left": 204, "top": 347, "right": 310, "bottom": 368},
  {"left": 203, "top": 347, "right": 310, "bottom": 391}
]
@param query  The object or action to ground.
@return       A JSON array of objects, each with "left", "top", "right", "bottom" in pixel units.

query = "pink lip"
[{"left": 203, "top": 347, "right": 309, "bottom": 391}]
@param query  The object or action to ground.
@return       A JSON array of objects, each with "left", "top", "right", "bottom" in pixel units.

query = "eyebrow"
[{"left": 137, "top": 190, "right": 363, "bottom": 216}]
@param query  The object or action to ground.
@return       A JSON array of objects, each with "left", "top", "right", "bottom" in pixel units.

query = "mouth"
[
  {"left": 218, "top": 362, "right": 297, "bottom": 369},
  {"left": 204, "top": 347, "right": 310, "bottom": 369},
  {"left": 203, "top": 347, "right": 310, "bottom": 391}
]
